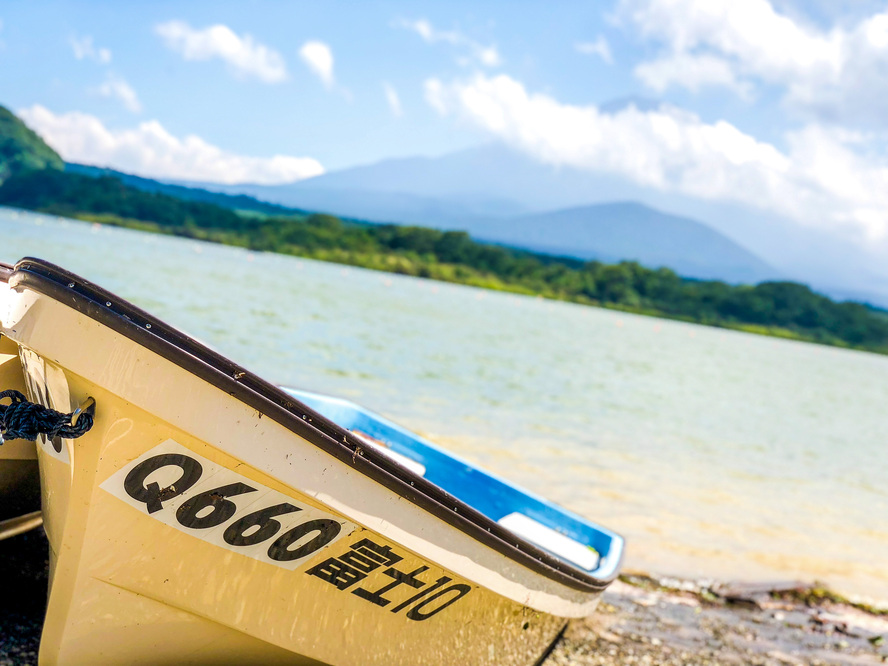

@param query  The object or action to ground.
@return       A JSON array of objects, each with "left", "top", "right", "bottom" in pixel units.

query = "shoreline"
[
  {"left": 3, "top": 206, "right": 884, "bottom": 358},
  {"left": 3, "top": 530, "right": 885, "bottom": 666},
  {"left": 78, "top": 211, "right": 888, "bottom": 358}
]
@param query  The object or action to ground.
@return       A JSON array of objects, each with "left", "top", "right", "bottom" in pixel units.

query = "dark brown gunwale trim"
[{"left": 9, "top": 257, "right": 621, "bottom": 594}]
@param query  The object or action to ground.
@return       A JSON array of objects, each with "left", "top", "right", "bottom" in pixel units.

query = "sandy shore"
[{"left": 2, "top": 529, "right": 886, "bottom": 665}]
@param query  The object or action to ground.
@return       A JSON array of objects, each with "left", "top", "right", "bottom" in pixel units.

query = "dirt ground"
[
  {"left": 2, "top": 529, "right": 886, "bottom": 666},
  {"left": 545, "top": 575, "right": 888, "bottom": 666},
  {"left": 0, "top": 530, "right": 45, "bottom": 665}
]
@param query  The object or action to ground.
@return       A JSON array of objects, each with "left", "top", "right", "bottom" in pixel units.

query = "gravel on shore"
[
  {"left": 0, "top": 530, "right": 46, "bottom": 666},
  {"left": 2, "top": 529, "right": 887, "bottom": 665},
  {"left": 545, "top": 574, "right": 888, "bottom": 666}
]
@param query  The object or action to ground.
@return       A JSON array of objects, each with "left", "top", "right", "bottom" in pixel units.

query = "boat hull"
[{"left": 0, "top": 259, "right": 619, "bottom": 665}]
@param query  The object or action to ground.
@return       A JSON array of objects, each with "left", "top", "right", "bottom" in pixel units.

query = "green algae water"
[{"left": 3, "top": 208, "right": 887, "bottom": 604}]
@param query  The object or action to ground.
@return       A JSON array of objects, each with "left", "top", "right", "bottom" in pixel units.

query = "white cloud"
[
  {"left": 402, "top": 18, "right": 460, "bottom": 45},
  {"left": 383, "top": 82, "right": 403, "bottom": 117},
  {"left": 299, "top": 40, "right": 334, "bottom": 88},
  {"left": 621, "top": 0, "right": 888, "bottom": 125},
  {"left": 474, "top": 45, "right": 502, "bottom": 67},
  {"left": 70, "top": 35, "right": 112, "bottom": 64},
  {"left": 575, "top": 37, "right": 613, "bottom": 64},
  {"left": 155, "top": 20, "right": 287, "bottom": 84},
  {"left": 424, "top": 79, "right": 447, "bottom": 115},
  {"left": 397, "top": 18, "right": 502, "bottom": 67},
  {"left": 620, "top": 0, "right": 841, "bottom": 73},
  {"left": 425, "top": 73, "right": 888, "bottom": 241},
  {"left": 19, "top": 105, "right": 323, "bottom": 185},
  {"left": 634, "top": 53, "right": 752, "bottom": 98},
  {"left": 95, "top": 75, "right": 142, "bottom": 113}
]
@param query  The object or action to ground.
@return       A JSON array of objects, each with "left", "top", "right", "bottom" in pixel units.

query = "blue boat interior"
[{"left": 284, "top": 388, "right": 623, "bottom": 580}]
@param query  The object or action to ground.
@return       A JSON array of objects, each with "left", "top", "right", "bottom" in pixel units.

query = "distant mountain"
[
  {"left": 0, "top": 105, "right": 63, "bottom": 184},
  {"left": 180, "top": 146, "right": 778, "bottom": 283},
  {"left": 192, "top": 142, "right": 888, "bottom": 300},
  {"left": 469, "top": 202, "right": 780, "bottom": 283},
  {"left": 75, "top": 164, "right": 776, "bottom": 283},
  {"left": 198, "top": 184, "right": 525, "bottom": 228},
  {"left": 194, "top": 144, "right": 614, "bottom": 218}
]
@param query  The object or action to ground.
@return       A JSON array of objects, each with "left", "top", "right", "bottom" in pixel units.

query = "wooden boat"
[{"left": 0, "top": 257, "right": 624, "bottom": 666}]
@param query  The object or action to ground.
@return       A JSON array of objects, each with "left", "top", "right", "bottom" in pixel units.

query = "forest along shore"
[
  {"left": 2, "top": 531, "right": 885, "bottom": 666},
  {"left": 2, "top": 166, "right": 888, "bottom": 355}
]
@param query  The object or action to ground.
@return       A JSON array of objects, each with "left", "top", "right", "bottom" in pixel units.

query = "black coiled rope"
[{"left": 0, "top": 390, "right": 94, "bottom": 443}]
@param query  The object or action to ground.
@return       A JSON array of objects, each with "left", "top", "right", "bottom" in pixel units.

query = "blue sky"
[
  {"left": 1, "top": 1, "right": 638, "bottom": 168},
  {"left": 3, "top": 1, "right": 888, "bottom": 255}
]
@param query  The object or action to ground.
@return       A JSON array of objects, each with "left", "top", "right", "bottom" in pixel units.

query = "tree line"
[{"left": 2, "top": 168, "right": 886, "bottom": 352}]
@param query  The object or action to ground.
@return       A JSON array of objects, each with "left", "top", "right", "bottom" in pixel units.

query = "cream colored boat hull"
[{"left": 0, "top": 259, "right": 619, "bottom": 665}]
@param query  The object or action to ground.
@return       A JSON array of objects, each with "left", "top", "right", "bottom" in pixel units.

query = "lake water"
[{"left": 3, "top": 207, "right": 887, "bottom": 605}]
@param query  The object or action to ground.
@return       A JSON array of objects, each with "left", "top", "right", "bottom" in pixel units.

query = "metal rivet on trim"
[
  {"left": 105, "top": 301, "right": 112, "bottom": 307},
  {"left": 67, "top": 282, "right": 75, "bottom": 288},
  {"left": 145, "top": 323, "right": 151, "bottom": 329}
]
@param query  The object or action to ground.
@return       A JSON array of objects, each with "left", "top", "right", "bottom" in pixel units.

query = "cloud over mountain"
[
  {"left": 19, "top": 105, "right": 323, "bottom": 185},
  {"left": 425, "top": 73, "right": 888, "bottom": 242}
]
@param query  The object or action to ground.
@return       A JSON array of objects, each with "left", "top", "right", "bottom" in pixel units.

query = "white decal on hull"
[{"left": 100, "top": 439, "right": 358, "bottom": 570}]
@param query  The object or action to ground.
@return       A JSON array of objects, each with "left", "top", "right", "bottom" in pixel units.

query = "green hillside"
[
  {"left": 0, "top": 169, "right": 257, "bottom": 230},
  {"left": 0, "top": 106, "right": 63, "bottom": 184}
]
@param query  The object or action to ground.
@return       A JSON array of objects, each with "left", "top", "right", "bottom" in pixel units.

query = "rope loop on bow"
[{"left": 0, "top": 390, "right": 95, "bottom": 444}]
